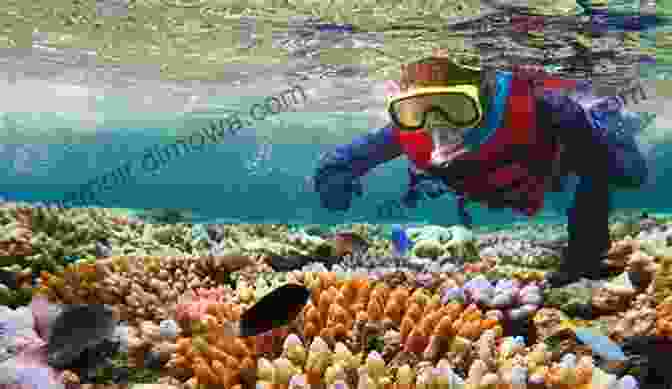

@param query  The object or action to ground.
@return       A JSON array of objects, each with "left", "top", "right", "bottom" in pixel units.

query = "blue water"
[{"left": 2, "top": 128, "right": 670, "bottom": 226}]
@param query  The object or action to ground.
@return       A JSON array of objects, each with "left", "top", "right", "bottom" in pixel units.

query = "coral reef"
[
  {"left": 5, "top": 204, "right": 672, "bottom": 388},
  {"left": 34, "top": 253, "right": 267, "bottom": 322},
  {"left": 408, "top": 225, "right": 480, "bottom": 262},
  {"left": 165, "top": 299, "right": 257, "bottom": 388},
  {"left": 441, "top": 275, "right": 543, "bottom": 322}
]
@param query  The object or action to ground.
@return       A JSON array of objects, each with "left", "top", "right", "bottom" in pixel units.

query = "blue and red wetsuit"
[{"left": 314, "top": 70, "right": 648, "bottom": 278}]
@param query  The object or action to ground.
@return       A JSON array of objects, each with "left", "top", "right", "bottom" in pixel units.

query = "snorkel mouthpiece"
[{"left": 429, "top": 121, "right": 469, "bottom": 168}]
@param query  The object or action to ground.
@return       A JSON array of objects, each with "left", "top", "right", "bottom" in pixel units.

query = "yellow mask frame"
[{"left": 386, "top": 84, "right": 484, "bottom": 131}]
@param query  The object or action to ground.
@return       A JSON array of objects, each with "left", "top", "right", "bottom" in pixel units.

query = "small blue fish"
[
  {"left": 574, "top": 327, "right": 627, "bottom": 361},
  {"left": 314, "top": 23, "right": 354, "bottom": 33},
  {"left": 63, "top": 255, "right": 79, "bottom": 264},
  {"left": 391, "top": 224, "right": 413, "bottom": 257}
]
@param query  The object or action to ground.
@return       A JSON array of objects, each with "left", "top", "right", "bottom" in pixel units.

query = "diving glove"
[
  {"left": 314, "top": 125, "right": 403, "bottom": 212},
  {"left": 401, "top": 167, "right": 451, "bottom": 209},
  {"left": 314, "top": 164, "right": 364, "bottom": 211}
]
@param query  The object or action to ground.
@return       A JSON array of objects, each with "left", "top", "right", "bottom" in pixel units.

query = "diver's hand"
[
  {"left": 457, "top": 195, "right": 473, "bottom": 228},
  {"left": 402, "top": 168, "right": 450, "bottom": 208},
  {"left": 314, "top": 163, "right": 363, "bottom": 212}
]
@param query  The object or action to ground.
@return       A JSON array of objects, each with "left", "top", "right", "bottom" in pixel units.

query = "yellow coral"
[{"left": 654, "top": 253, "right": 672, "bottom": 304}]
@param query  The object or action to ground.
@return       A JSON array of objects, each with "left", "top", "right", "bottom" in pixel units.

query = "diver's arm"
[
  {"left": 319, "top": 124, "right": 404, "bottom": 178},
  {"left": 314, "top": 124, "right": 404, "bottom": 212}
]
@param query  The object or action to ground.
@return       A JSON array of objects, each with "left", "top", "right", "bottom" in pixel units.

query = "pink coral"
[
  {"left": 174, "top": 286, "right": 231, "bottom": 323},
  {"left": 0, "top": 296, "right": 73, "bottom": 389},
  {"left": 30, "top": 296, "right": 59, "bottom": 341},
  {"left": 1, "top": 346, "right": 71, "bottom": 389}
]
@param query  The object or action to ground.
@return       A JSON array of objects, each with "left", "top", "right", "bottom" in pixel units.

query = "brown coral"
[
  {"left": 35, "top": 255, "right": 237, "bottom": 322},
  {"left": 592, "top": 286, "right": 633, "bottom": 314},
  {"left": 0, "top": 224, "right": 33, "bottom": 257},
  {"left": 608, "top": 292, "right": 656, "bottom": 342},
  {"left": 0, "top": 205, "right": 34, "bottom": 257},
  {"left": 532, "top": 308, "right": 568, "bottom": 342},
  {"left": 604, "top": 236, "right": 639, "bottom": 269},
  {"left": 626, "top": 250, "right": 658, "bottom": 290}
]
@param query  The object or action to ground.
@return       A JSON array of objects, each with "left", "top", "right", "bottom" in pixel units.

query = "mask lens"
[{"left": 391, "top": 92, "right": 479, "bottom": 130}]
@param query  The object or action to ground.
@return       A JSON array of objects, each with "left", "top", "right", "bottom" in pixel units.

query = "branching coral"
[
  {"left": 609, "top": 292, "right": 656, "bottom": 342},
  {"left": 0, "top": 217, "right": 33, "bottom": 262},
  {"left": 542, "top": 286, "right": 592, "bottom": 317},
  {"left": 0, "top": 204, "right": 285, "bottom": 280},
  {"left": 3, "top": 210, "right": 661, "bottom": 389},
  {"left": 254, "top": 332, "right": 634, "bottom": 389},
  {"left": 656, "top": 295, "right": 672, "bottom": 339},
  {"left": 605, "top": 237, "right": 639, "bottom": 269},
  {"left": 35, "top": 255, "right": 235, "bottom": 322},
  {"left": 34, "top": 262, "right": 102, "bottom": 305},
  {"left": 299, "top": 273, "right": 501, "bottom": 356},
  {"left": 0, "top": 204, "right": 147, "bottom": 273},
  {"left": 0, "top": 284, "right": 33, "bottom": 309},
  {"left": 592, "top": 286, "right": 634, "bottom": 315},
  {"left": 652, "top": 250, "right": 672, "bottom": 305},
  {"left": 625, "top": 250, "right": 658, "bottom": 289},
  {"left": 479, "top": 239, "right": 560, "bottom": 269},
  {"left": 174, "top": 287, "right": 234, "bottom": 327},
  {"left": 166, "top": 300, "right": 256, "bottom": 388}
]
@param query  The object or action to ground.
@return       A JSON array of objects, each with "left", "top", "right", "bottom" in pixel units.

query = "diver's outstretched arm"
[
  {"left": 314, "top": 124, "right": 404, "bottom": 211},
  {"left": 317, "top": 124, "right": 404, "bottom": 178}
]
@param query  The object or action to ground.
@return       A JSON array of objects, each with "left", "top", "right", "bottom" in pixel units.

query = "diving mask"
[{"left": 387, "top": 85, "right": 483, "bottom": 131}]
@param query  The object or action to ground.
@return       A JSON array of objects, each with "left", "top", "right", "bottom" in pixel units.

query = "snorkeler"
[{"left": 313, "top": 53, "right": 649, "bottom": 288}]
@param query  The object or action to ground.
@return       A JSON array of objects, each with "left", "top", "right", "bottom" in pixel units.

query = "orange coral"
[
  {"left": 34, "top": 261, "right": 106, "bottom": 305},
  {"left": 403, "top": 301, "right": 501, "bottom": 354},
  {"left": 656, "top": 296, "right": 672, "bottom": 339},
  {"left": 167, "top": 302, "right": 257, "bottom": 389},
  {"left": 302, "top": 275, "right": 372, "bottom": 342},
  {"left": 301, "top": 273, "right": 502, "bottom": 354}
]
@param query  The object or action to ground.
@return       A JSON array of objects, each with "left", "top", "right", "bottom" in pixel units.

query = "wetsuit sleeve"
[
  {"left": 537, "top": 88, "right": 614, "bottom": 178},
  {"left": 537, "top": 88, "right": 648, "bottom": 188},
  {"left": 319, "top": 124, "right": 404, "bottom": 178}
]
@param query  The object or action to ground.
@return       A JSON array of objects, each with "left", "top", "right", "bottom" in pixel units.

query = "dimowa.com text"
[{"left": 44, "top": 84, "right": 307, "bottom": 209}]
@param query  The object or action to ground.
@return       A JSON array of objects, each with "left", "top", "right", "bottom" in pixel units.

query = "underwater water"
[{"left": 0, "top": 0, "right": 670, "bottom": 226}]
